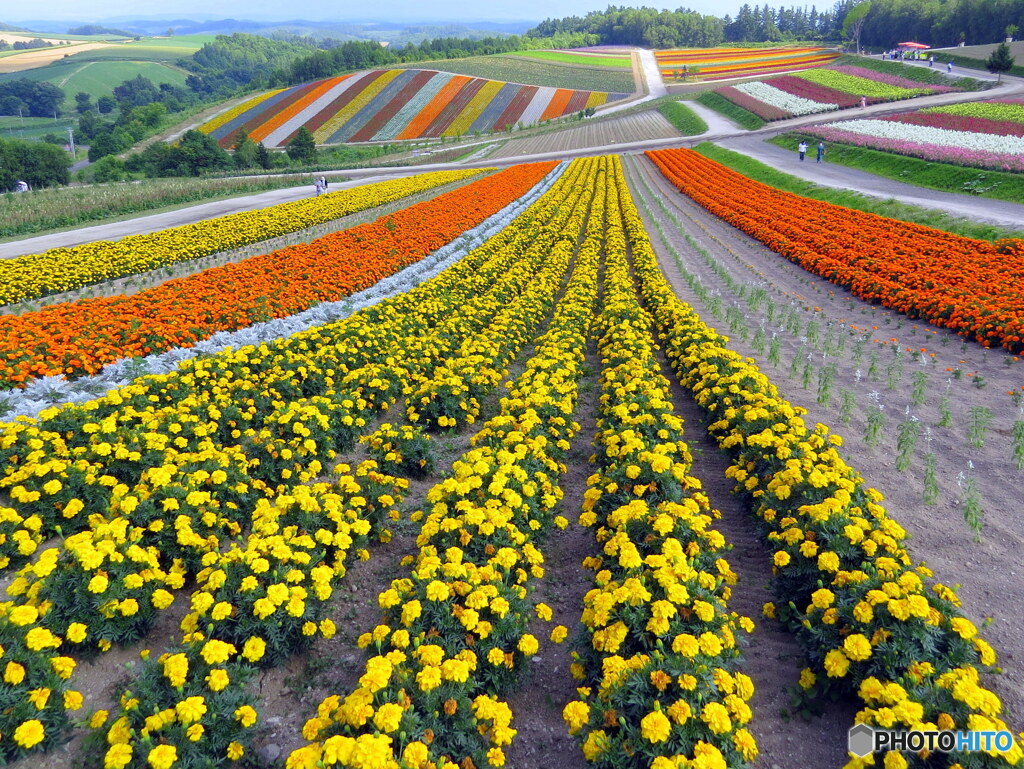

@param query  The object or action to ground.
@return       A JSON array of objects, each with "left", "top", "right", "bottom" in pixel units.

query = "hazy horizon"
[{"left": 5, "top": 0, "right": 754, "bottom": 25}]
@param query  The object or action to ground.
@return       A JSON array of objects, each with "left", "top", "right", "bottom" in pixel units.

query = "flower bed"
[
  {"left": 0, "top": 164, "right": 557, "bottom": 389},
  {"left": 647, "top": 147, "right": 1024, "bottom": 352},
  {"left": 563, "top": 160, "right": 756, "bottom": 767}
]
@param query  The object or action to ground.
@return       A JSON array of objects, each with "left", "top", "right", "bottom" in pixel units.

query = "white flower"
[{"left": 735, "top": 81, "right": 839, "bottom": 115}]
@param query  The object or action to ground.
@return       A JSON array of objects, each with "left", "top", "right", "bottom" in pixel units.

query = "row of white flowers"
[
  {"left": 0, "top": 163, "right": 567, "bottom": 421},
  {"left": 822, "top": 117, "right": 1024, "bottom": 154},
  {"left": 734, "top": 81, "right": 839, "bottom": 115}
]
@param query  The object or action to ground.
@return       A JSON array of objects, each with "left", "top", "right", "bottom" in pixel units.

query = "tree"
[
  {"left": 286, "top": 126, "right": 317, "bottom": 164},
  {"left": 168, "top": 129, "right": 232, "bottom": 176},
  {"left": 842, "top": 1, "right": 871, "bottom": 54},
  {"left": 233, "top": 129, "right": 259, "bottom": 169},
  {"left": 97, "top": 95, "right": 116, "bottom": 114},
  {"left": 987, "top": 42, "right": 1015, "bottom": 82},
  {"left": 255, "top": 141, "right": 272, "bottom": 170},
  {"left": 74, "top": 91, "right": 93, "bottom": 114}
]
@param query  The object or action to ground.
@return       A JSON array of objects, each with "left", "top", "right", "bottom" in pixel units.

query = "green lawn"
[
  {"left": 0, "top": 59, "right": 188, "bottom": 101},
  {"left": 0, "top": 115, "right": 77, "bottom": 141},
  {"left": 396, "top": 55, "right": 637, "bottom": 93},
  {"left": 511, "top": 50, "right": 633, "bottom": 68},
  {"left": 65, "top": 35, "right": 214, "bottom": 62}
]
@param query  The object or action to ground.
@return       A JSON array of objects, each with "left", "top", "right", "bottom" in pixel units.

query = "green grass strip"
[
  {"left": 772, "top": 131, "right": 1024, "bottom": 204},
  {"left": 695, "top": 91, "right": 765, "bottom": 130},
  {"left": 694, "top": 141, "right": 1024, "bottom": 242},
  {"left": 657, "top": 101, "right": 708, "bottom": 136}
]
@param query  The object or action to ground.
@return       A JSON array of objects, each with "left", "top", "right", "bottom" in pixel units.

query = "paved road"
[{"left": 5, "top": 64, "right": 1023, "bottom": 257}]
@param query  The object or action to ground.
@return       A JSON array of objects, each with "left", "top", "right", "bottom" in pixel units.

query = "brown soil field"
[
  {"left": 490, "top": 110, "right": 678, "bottom": 158},
  {"left": 0, "top": 42, "right": 112, "bottom": 73}
]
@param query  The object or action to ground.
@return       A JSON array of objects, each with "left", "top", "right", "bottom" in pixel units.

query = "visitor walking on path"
[
  {"left": 929, "top": 54, "right": 935, "bottom": 66},
  {"left": 816, "top": 141, "right": 826, "bottom": 163},
  {"left": 860, "top": 95, "right": 867, "bottom": 109},
  {"left": 798, "top": 140, "right": 808, "bottom": 161},
  {"left": 947, "top": 60, "right": 954, "bottom": 73}
]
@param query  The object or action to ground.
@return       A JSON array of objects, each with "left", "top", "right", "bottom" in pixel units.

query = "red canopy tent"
[{"left": 897, "top": 41, "right": 930, "bottom": 49}]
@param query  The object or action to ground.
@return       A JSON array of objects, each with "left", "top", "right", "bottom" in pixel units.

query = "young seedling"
[
  {"left": 867, "top": 351, "right": 880, "bottom": 381},
  {"left": 957, "top": 464, "right": 984, "bottom": 542},
  {"left": 752, "top": 327, "right": 767, "bottom": 355},
  {"left": 886, "top": 349, "right": 904, "bottom": 391},
  {"left": 911, "top": 371, "right": 928, "bottom": 407},
  {"left": 768, "top": 335, "right": 782, "bottom": 367},
  {"left": 967, "top": 406, "right": 992, "bottom": 448},
  {"left": 895, "top": 416, "right": 920, "bottom": 472},
  {"left": 865, "top": 395, "right": 886, "bottom": 449},
  {"left": 938, "top": 382, "right": 954, "bottom": 428},
  {"left": 839, "top": 390, "right": 856, "bottom": 425},
  {"left": 802, "top": 359, "right": 813, "bottom": 390},
  {"left": 1013, "top": 419, "right": 1024, "bottom": 471},
  {"left": 817, "top": 363, "right": 836, "bottom": 406},
  {"left": 922, "top": 429, "right": 939, "bottom": 504}
]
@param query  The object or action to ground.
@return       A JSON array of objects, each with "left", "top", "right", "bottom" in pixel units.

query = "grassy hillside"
[
  {"left": 394, "top": 54, "right": 637, "bottom": 93},
  {"left": 511, "top": 49, "right": 633, "bottom": 68},
  {"left": 0, "top": 59, "right": 188, "bottom": 101}
]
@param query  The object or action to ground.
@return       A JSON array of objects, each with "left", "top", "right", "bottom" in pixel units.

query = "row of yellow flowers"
[
  {"left": 198, "top": 88, "right": 288, "bottom": 136},
  {"left": 563, "top": 158, "right": 756, "bottom": 769},
  {"left": 0, "top": 169, "right": 480, "bottom": 306},
  {"left": 85, "top": 464, "right": 405, "bottom": 769},
  {"left": 620, "top": 161, "right": 1024, "bottom": 767},
  {"left": 285, "top": 156, "right": 607, "bottom": 769}
]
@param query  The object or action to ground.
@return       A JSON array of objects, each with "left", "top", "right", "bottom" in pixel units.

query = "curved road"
[{"left": 4, "top": 63, "right": 1023, "bottom": 258}]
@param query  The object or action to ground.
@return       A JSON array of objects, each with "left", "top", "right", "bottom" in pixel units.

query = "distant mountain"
[
  {"left": 0, "top": 22, "right": 30, "bottom": 32},
  {"left": 11, "top": 17, "right": 532, "bottom": 40}
]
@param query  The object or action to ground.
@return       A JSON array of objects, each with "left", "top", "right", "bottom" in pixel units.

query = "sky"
[{"left": 7, "top": 0, "right": 744, "bottom": 24}]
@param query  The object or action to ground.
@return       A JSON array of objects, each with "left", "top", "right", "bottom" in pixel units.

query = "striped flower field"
[
  {"left": 200, "top": 68, "right": 629, "bottom": 147},
  {"left": 656, "top": 46, "right": 839, "bottom": 82}
]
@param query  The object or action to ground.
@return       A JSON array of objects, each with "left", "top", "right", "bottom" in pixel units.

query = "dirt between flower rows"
[
  {"left": 8, "top": 155, "right": 1023, "bottom": 769},
  {"left": 489, "top": 111, "right": 680, "bottom": 160}
]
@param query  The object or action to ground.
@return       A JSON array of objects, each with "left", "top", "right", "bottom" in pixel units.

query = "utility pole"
[{"left": 67, "top": 126, "right": 76, "bottom": 159}]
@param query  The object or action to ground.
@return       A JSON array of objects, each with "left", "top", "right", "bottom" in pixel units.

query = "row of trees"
[
  {"left": 855, "top": 0, "right": 1024, "bottom": 48},
  {"left": 0, "top": 80, "right": 64, "bottom": 118},
  {"left": 0, "top": 37, "right": 54, "bottom": 51}
]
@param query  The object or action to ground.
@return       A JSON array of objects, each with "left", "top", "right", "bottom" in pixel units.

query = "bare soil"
[{"left": 490, "top": 111, "right": 679, "bottom": 159}]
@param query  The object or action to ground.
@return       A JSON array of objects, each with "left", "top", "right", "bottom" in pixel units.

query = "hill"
[{"left": 200, "top": 67, "right": 630, "bottom": 147}]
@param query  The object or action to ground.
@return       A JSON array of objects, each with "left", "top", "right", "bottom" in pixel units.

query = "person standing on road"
[
  {"left": 816, "top": 141, "right": 826, "bottom": 163},
  {"left": 798, "top": 140, "right": 808, "bottom": 161},
  {"left": 929, "top": 54, "right": 935, "bottom": 66},
  {"left": 947, "top": 60, "right": 954, "bottom": 73},
  {"left": 861, "top": 95, "right": 867, "bottom": 109}
]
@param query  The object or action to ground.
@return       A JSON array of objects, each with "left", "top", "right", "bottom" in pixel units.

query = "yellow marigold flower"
[
  {"left": 66, "top": 622, "right": 88, "bottom": 643},
  {"left": 90, "top": 709, "right": 109, "bottom": 729},
  {"left": 227, "top": 742, "right": 244, "bottom": 761},
  {"left": 550, "top": 625, "right": 568, "bottom": 643},
  {"left": 535, "top": 603, "right": 553, "bottom": 622},
  {"left": 883, "top": 751, "right": 908, "bottom": 769},
  {"left": 14, "top": 719, "right": 45, "bottom": 749},
  {"left": 242, "top": 636, "right": 266, "bottom": 662},
  {"left": 9, "top": 605, "right": 38, "bottom": 626},
  {"left": 640, "top": 709, "right": 672, "bottom": 743},
  {"left": 699, "top": 632, "right": 723, "bottom": 657},
  {"left": 104, "top": 743, "right": 133, "bottom": 769},
  {"left": 950, "top": 618, "right": 978, "bottom": 640},
  {"left": 824, "top": 649, "right": 850, "bottom": 678},
  {"left": 186, "top": 724, "right": 204, "bottom": 742},
  {"left": 563, "top": 701, "right": 591, "bottom": 735},
  {"left": 733, "top": 728, "right": 759, "bottom": 762},
  {"left": 844, "top": 634, "right": 873, "bottom": 662},
  {"left": 175, "top": 696, "right": 207, "bottom": 725},
  {"left": 425, "top": 580, "right": 450, "bottom": 602},
  {"left": 762, "top": 602, "right": 776, "bottom": 619},
  {"left": 799, "top": 668, "right": 817, "bottom": 690},
  {"left": 401, "top": 600, "right": 422, "bottom": 626},
  {"left": 701, "top": 702, "right": 732, "bottom": 735},
  {"left": 773, "top": 550, "right": 791, "bottom": 567},
  {"left": 4, "top": 661, "right": 25, "bottom": 685},
  {"left": 672, "top": 633, "right": 700, "bottom": 657},
  {"left": 810, "top": 588, "right": 834, "bottom": 610},
  {"left": 693, "top": 600, "right": 715, "bottom": 622},
  {"left": 487, "top": 747, "right": 506, "bottom": 767},
  {"left": 147, "top": 744, "right": 177, "bottom": 769},
  {"left": 582, "top": 729, "right": 609, "bottom": 760},
  {"left": 162, "top": 653, "right": 188, "bottom": 688},
  {"left": 28, "top": 687, "right": 51, "bottom": 709},
  {"left": 200, "top": 639, "right": 236, "bottom": 665},
  {"left": 206, "top": 668, "right": 230, "bottom": 692},
  {"left": 235, "top": 705, "right": 258, "bottom": 728},
  {"left": 416, "top": 666, "right": 442, "bottom": 692},
  {"left": 517, "top": 634, "right": 539, "bottom": 656},
  {"left": 88, "top": 574, "right": 110, "bottom": 594},
  {"left": 372, "top": 702, "right": 404, "bottom": 733},
  {"left": 64, "top": 690, "right": 84, "bottom": 710}
]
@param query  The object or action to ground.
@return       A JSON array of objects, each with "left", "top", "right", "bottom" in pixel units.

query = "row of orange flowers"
[
  {"left": 0, "top": 163, "right": 556, "bottom": 390},
  {"left": 646, "top": 148, "right": 1024, "bottom": 353}
]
